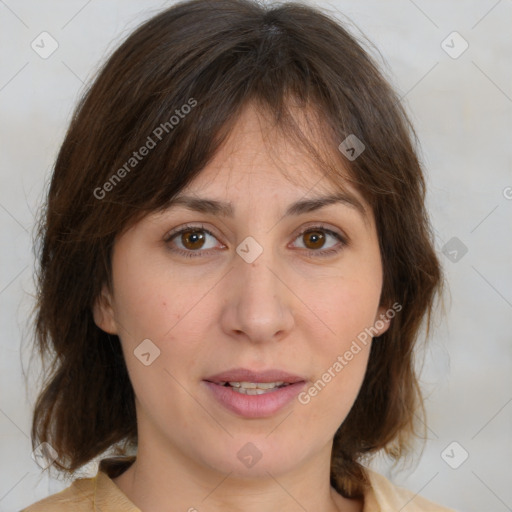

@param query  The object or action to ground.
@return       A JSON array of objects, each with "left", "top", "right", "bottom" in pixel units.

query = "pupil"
[
  {"left": 306, "top": 231, "right": 324, "bottom": 249},
  {"left": 184, "top": 230, "right": 204, "bottom": 249}
]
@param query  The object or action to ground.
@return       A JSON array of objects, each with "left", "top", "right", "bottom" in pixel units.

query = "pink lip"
[
  {"left": 203, "top": 367, "right": 307, "bottom": 418},
  {"left": 203, "top": 380, "right": 307, "bottom": 418},
  {"left": 204, "top": 367, "right": 306, "bottom": 384}
]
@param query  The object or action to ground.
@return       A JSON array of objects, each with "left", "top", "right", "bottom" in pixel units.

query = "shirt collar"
[{"left": 94, "top": 456, "right": 140, "bottom": 512}]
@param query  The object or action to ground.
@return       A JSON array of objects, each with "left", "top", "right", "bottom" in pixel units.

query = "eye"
[
  {"left": 164, "top": 223, "right": 223, "bottom": 258},
  {"left": 290, "top": 225, "right": 347, "bottom": 257},
  {"left": 164, "top": 223, "right": 348, "bottom": 258}
]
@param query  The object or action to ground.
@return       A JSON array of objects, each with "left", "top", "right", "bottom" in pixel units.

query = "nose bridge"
[{"left": 223, "top": 237, "right": 294, "bottom": 341}]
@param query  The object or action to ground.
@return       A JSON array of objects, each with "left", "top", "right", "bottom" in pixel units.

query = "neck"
[{"left": 111, "top": 441, "right": 363, "bottom": 512}]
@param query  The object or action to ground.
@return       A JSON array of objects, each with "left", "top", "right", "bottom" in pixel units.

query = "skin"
[{"left": 93, "top": 102, "right": 391, "bottom": 512}]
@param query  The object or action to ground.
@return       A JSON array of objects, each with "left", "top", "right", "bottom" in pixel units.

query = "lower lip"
[{"left": 203, "top": 381, "right": 306, "bottom": 418}]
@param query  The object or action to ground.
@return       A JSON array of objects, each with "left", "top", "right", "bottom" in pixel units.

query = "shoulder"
[
  {"left": 19, "top": 476, "right": 95, "bottom": 512},
  {"left": 363, "top": 468, "right": 458, "bottom": 511}
]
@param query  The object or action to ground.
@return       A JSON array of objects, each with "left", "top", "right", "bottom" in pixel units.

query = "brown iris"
[
  {"left": 302, "top": 229, "right": 325, "bottom": 249},
  {"left": 180, "top": 229, "right": 206, "bottom": 250}
]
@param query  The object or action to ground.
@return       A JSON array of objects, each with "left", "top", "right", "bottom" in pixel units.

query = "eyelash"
[{"left": 164, "top": 223, "right": 348, "bottom": 259}]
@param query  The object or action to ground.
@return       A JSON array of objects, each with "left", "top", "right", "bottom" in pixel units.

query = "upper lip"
[{"left": 204, "top": 368, "right": 306, "bottom": 384}]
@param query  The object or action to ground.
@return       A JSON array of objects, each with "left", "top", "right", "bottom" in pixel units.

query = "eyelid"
[
  {"left": 164, "top": 222, "right": 221, "bottom": 243},
  {"left": 292, "top": 222, "right": 348, "bottom": 243},
  {"left": 165, "top": 221, "right": 347, "bottom": 241}
]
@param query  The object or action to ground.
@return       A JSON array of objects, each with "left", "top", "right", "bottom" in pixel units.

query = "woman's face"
[{"left": 94, "top": 103, "right": 390, "bottom": 479}]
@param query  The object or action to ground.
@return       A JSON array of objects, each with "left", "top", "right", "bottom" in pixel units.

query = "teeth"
[
  {"left": 225, "top": 381, "right": 288, "bottom": 394},
  {"left": 229, "top": 381, "right": 285, "bottom": 389},
  {"left": 237, "top": 381, "right": 257, "bottom": 389},
  {"left": 238, "top": 388, "right": 269, "bottom": 395}
]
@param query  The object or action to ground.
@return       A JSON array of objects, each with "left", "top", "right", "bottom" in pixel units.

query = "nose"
[{"left": 219, "top": 246, "right": 295, "bottom": 344}]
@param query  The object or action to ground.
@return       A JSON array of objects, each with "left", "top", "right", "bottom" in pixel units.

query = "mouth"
[{"left": 203, "top": 368, "right": 307, "bottom": 418}]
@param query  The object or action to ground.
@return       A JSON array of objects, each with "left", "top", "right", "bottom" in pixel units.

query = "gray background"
[{"left": 1, "top": 1, "right": 511, "bottom": 511}]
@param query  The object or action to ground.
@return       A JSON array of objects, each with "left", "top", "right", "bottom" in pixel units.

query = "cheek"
[
  {"left": 313, "top": 274, "right": 382, "bottom": 345},
  {"left": 301, "top": 300, "right": 374, "bottom": 431},
  {"left": 303, "top": 270, "right": 380, "bottom": 411},
  {"left": 304, "top": 236, "right": 383, "bottom": 338},
  {"left": 111, "top": 249, "right": 204, "bottom": 342},
  {"left": 112, "top": 269, "right": 204, "bottom": 420},
  {"left": 110, "top": 252, "right": 215, "bottom": 386}
]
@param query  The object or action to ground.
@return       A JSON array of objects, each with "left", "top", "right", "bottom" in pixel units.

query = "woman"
[{"left": 22, "top": 0, "right": 454, "bottom": 510}]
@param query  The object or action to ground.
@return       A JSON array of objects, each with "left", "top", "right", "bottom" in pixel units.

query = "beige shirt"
[{"left": 20, "top": 457, "right": 456, "bottom": 511}]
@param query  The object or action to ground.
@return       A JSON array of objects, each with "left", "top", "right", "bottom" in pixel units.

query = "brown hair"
[{"left": 27, "top": 0, "right": 444, "bottom": 498}]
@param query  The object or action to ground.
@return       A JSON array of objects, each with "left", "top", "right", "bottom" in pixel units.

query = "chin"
[{"left": 196, "top": 436, "right": 308, "bottom": 478}]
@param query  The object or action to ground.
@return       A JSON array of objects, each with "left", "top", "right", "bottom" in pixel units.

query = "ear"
[
  {"left": 92, "top": 285, "right": 118, "bottom": 335},
  {"left": 372, "top": 304, "right": 393, "bottom": 337}
]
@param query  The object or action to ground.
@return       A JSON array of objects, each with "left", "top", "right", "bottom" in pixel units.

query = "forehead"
[
  {"left": 164, "top": 102, "right": 371, "bottom": 228},
  {"left": 180, "top": 101, "right": 361, "bottom": 200}
]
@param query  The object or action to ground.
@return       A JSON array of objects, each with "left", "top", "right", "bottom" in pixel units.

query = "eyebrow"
[{"left": 165, "top": 191, "right": 368, "bottom": 222}]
